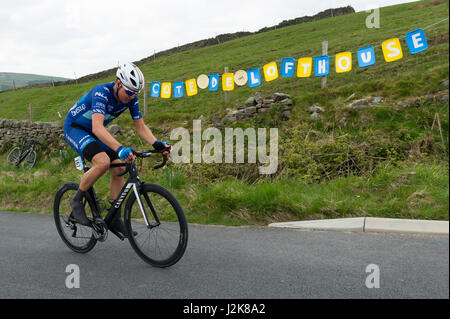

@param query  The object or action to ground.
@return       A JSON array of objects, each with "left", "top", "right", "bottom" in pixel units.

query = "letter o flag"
[
  {"left": 263, "top": 62, "right": 279, "bottom": 82},
  {"left": 335, "top": 52, "right": 352, "bottom": 73}
]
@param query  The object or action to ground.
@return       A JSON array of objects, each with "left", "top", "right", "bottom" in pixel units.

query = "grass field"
[{"left": 0, "top": 0, "right": 448, "bottom": 225}]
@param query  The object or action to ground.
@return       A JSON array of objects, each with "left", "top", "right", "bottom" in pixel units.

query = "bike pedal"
[
  {"left": 92, "top": 229, "right": 108, "bottom": 242},
  {"left": 92, "top": 218, "right": 108, "bottom": 242}
]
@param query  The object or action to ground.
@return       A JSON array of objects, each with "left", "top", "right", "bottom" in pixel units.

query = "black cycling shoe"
[
  {"left": 109, "top": 215, "right": 137, "bottom": 238},
  {"left": 69, "top": 197, "right": 92, "bottom": 226}
]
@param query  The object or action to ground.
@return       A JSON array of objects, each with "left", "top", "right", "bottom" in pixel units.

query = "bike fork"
[{"left": 133, "top": 184, "right": 160, "bottom": 229}]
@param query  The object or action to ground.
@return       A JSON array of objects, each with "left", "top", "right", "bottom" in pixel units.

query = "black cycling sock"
[{"left": 73, "top": 189, "right": 86, "bottom": 202}]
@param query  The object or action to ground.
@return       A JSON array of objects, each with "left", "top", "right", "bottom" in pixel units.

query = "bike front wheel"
[{"left": 124, "top": 183, "right": 188, "bottom": 268}]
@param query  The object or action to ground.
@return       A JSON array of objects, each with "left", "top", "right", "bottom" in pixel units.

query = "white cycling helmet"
[{"left": 116, "top": 62, "right": 145, "bottom": 92}]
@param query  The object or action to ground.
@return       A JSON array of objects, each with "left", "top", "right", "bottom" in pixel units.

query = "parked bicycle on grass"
[{"left": 7, "top": 137, "right": 41, "bottom": 168}]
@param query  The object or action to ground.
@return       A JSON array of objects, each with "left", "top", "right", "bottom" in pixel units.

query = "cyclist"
[{"left": 63, "top": 62, "right": 172, "bottom": 236}]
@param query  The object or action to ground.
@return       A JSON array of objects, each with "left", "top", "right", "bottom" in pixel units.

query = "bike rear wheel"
[
  {"left": 53, "top": 182, "right": 97, "bottom": 253},
  {"left": 7, "top": 147, "right": 21, "bottom": 166},
  {"left": 124, "top": 183, "right": 188, "bottom": 268}
]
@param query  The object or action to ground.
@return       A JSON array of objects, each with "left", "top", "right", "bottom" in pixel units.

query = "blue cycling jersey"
[{"left": 66, "top": 82, "right": 142, "bottom": 131}]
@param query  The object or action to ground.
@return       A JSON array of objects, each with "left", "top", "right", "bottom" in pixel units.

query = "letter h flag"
[{"left": 314, "top": 56, "right": 330, "bottom": 77}]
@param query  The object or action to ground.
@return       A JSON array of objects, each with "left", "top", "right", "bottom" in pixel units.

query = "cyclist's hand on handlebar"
[
  {"left": 117, "top": 145, "right": 135, "bottom": 163},
  {"left": 152, "top": 140, "right": 172, "bottom": 156}
]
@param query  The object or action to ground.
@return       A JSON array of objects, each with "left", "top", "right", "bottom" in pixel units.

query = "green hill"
[
  {"left": 0, "top": 0, "right": 448, "bottom": 225},
  {"left": 0, "top": 72, "right": 69, "bottom": 92}
]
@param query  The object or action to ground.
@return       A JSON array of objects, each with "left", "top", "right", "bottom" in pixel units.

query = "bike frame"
[{"left": 82, "top": 159, "right": 158, "bottom": 240}]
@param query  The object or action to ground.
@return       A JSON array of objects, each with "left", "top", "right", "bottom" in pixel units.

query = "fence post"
[
  {"left": 143, "top": 81, "right": 148, "bottom": 117},
  {"left": 321, "top": 40, "right": 328, "bottom": 89},
  {"left": 13, "top": 80, "right": 16, "bottom": 90},
  {"left": 224, "top": 66, "right": 230, "bottom": 105},
  {"left": 29, "top": 103, "right": 33, "bottom": 122}
]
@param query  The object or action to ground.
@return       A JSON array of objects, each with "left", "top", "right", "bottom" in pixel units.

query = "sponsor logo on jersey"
[
  {"left": 92, "top": 107, "right": 106, "bottom": 115},
  {"left": 70, "top": 104, "right": 86, "bottom": 117},
  {"left": 94, "top": 92, "right": 108, "bottom": 101}
]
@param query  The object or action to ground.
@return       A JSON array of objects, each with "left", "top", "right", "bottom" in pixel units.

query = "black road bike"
[
  {"left": 53, "top": 149, "right": 188, "bottom": 268},
  {"left": 7, "top": 137, "right": 41, "bottom": 168}
]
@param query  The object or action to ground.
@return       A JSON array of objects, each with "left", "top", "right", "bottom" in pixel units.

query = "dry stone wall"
[{"left": 0, "top": 119, "right": 65, "bottom": 149}]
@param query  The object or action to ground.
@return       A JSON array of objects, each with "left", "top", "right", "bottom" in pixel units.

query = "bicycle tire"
[
  {"left": 53, "top": 182, "right": 97, "bottom": 253},
  {"left": 124, "top": 183, "right": 188, "bottom": 268},
  {"left": 24, "top": 150, "right": 36, "bottom": 168},
  {"left": 7, "top": 147, "right": 21, "bottom": 165}
]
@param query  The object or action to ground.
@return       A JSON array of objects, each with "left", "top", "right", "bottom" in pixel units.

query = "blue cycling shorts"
[{"left": 63, "top": 118, "right": 112, "bottom": 157}]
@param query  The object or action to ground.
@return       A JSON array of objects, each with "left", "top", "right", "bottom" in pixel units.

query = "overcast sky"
[{"left": 0, "top": 0, "right": 417, "bottom": 79}]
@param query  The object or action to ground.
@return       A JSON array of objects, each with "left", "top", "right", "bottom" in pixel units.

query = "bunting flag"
[
  {"left": 161, "top": 82, "right": 172, "bottom": 99},
  {"left": 357, "top": 46, "right": 376, "bottom": 68},
  {"left": 263, "top": 62, "right": 279, "bottom": 82},
  {"left": 185, "top": 78, "right": 198, "bottom": 96},
  {"left": 297, "top": 57, "right": 312, "bottom": 77},
  {"left": 209, "top": 73, "right": 220, "bottom": 91},
  {"left": 222, "top": 73, "right": 235, "bottom": 91},
  {"left": 382, "top": 38, "right": 403, "bottom": 62},
  {"left": 148, "top": 28, "right": 430, "bottom": 99},
  {"left": 173, "top": 81, "right": 184, "bottom": 98},
  {"left": 281, "top": 58, "right": 295, "bottom": 77},
  {"left": 248, "top": 68, "right": 262, "bottom": 87}
]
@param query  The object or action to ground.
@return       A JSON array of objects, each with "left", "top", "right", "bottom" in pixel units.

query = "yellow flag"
[
  {"left": 161, "top": 82, "right": 172, "bottom": 99},
  {"left": 185, "top": 78, "right": 198, "bottom": 96},
  {"left": 297, "top": 57, "right": 312, "bottom": 78},
  {"left": 222, "top": 73, "right": 234, "bottom": 91},
  {"left": 335, "top": 52, "right": 352, "bottom": 73},
  {"left": 263, "top": 62, "right": 279, "bottom": 82},
  {"left": 382, "top": 38, "right": 403, "bottom": 62}
]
